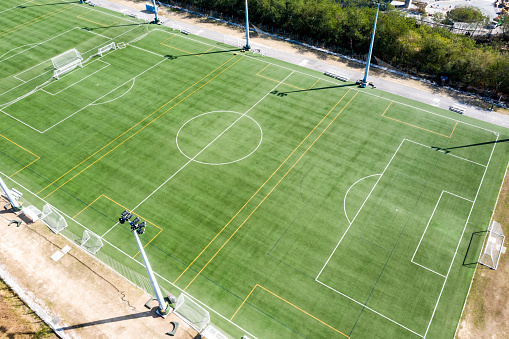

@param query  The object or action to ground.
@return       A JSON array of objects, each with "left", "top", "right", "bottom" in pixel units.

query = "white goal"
[
  {"left": 41, "top": 203, "right": 67, "bottom": 234},
  {"left": 479, "top": 220, "right": 505, "bottom": 270},
  {"left": 174, "top": 293, "right": 210, "bottom": 332},
  {"left": 97, "top": 42, "right": 116, "bottom": 57},
  {"left": 81, "top": 230, "right": 103, "bottom": 254},
  {"left": 52, "top": 48, "right": 83, "bottom": 80}
]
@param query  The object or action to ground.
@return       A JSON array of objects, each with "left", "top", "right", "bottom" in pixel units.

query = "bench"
[
  {"left": 449, "top": 105, "right": 466, "bottom": 114},
  {"left": 180, "top": 29, "right": 191, "bottom": 35},
  {"left": 21, "top": 205, "right": 43, "bottom": 223},
  {"left": 324, "top": 71, "right": 350, "bottom": 82}
]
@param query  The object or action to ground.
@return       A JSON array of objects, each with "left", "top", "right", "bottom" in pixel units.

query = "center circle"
[{"left": 176, "top": 111, "right": 263, "bottom": 165}]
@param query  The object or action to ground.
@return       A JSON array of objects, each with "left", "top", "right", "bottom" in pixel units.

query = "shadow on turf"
[
  {"left": 17, "top": 1, "right": 80, "bottom": 8},
  {"left": 81, "top": 23, "right": 142, "bottom": 31},
  {"left": 270, "top": 83, "right": 358, "bottom": 96},
  {"left": 164, "top": 49, "right": 243, "bottom": 59},
  {"left": 433, "top": 138, "right": 509, "bottom": 154},
  {"left": 463, "top": 231, "right": 487, "bottom": 267}
]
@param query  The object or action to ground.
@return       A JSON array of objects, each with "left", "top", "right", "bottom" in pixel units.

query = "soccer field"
[{"left": 1, "top": 1, "right": 509, "bottom": 338}]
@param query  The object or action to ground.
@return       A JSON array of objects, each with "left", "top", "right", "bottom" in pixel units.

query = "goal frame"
[
  {"left": 478, "top": 220, "right": 505, "bottom": 270},
  {"left": 40, "top": 203, "right": 68, "bottom": 234},
  {"left": 174, "top": 293, "right": 210, "bottom": 332},
  {"left": 52, "top": 48, "right": 83, "bottom": 80},
  {"left": 97, "top": 42, "right": 116, "bottom": 57},
  {"left": 81, "top": 230, "right": 104, "bottom": 254}
]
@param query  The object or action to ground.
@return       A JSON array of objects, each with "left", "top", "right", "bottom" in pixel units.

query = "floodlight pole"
[
  {"left": 151, "top": 0, "right": 159, "bottom": 23},
  {"left": 244, "top": 0, "right": 250, "bottom": 50},
  {"left": 0, "top": 177, "right": 21, "bottom": 212},
  {"left": 361, "top": 3, "right": 380, "bottom": 88},
  {"left": 130, "top": 222, "right": 171, "bottom": 317}
]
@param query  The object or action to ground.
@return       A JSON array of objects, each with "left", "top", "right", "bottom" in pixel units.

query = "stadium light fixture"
[
  {"left": 360, "top": 2, "right": 380, "bottom": 88},
  {"left": 119, "top": 210, "right": 171, "bottom": 318}
]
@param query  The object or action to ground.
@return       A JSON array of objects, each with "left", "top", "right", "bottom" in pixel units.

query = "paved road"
[{"left": 94, "top": 0, "right": 509, "bottom": 129}]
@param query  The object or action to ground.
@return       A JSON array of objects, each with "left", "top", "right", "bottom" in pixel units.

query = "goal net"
[
  {"left": 52, "top": 48, "right": 83, "bottom": 80},
  {"left": 97, "top": 42, "right": 116, "bottom": 57},
  {"left": 174, "top": 293, "right": 210, "bottom": 332},
  {"left": 81, "top": 230, "right": 104, "bottom": 254},
  {"left": 479, "top": 220, "right": 505, "bottom": 270},
  {"left": 41, "top": 203, "right": 67, "bottom": 234}
]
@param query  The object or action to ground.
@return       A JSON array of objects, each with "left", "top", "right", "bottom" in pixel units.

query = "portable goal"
[
  {"left": 479, "top": 220, "right": 505, "bottom": 270},
  {"left": 41, "top": 204, "right": 67, "bottom": 234},
  {"left": 81, "top": 230, "right": 104, "bottom": 254},
  {"left": 97, "top": 42, "right": 116, "bottom": 57},
  {"left": 174, "top": 293, "right": 210, "bottom": 332},
  {"left": 52, "top": 48, "right": 83, "bottom": 80}
]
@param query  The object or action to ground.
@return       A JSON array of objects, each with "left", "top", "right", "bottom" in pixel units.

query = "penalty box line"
[
  {"left": 38, "top": 53, "right": 243, "bottom": 198},
  {"left": 423, "top": 132, "right": 499, "bottom": 338}
]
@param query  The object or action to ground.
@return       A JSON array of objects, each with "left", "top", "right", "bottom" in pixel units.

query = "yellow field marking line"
[
  {"left": 256, "top": 64, "right": 304, "bottom": 90},
  {"left": 231, "top": 284, "right": 350, "bottom": 338},
  {"left": 39, "top": 55, "right": 244, "bottom": 198},
  {"left": 0, "top": 134, "right": 40, "bottom": 177},
  {"left": 72, "top": 194, "right": 162, "bottom": 257},
  {"left": 0, "top": 5, "right": 70, "bottom": 38},
  {"left": 77, "top": 9, "right": 122, "bottom": 27},
  {"left": 307, "top": 79, "right": 320, "bottom": 91},
  {"left": 197, "top": 46, "right": 216, "bottom": 57},
  {"left": 182, "top": 91, "right": 358, "bottom": 290},
  {"left": 382, "top": 101, "right": 455, "bottom": 138},
  {"left": 160, "top": 39, "right": 215, "bottom": 57},
  {"left": 173, "top": 89, "right": 353, "bottom": 285}
]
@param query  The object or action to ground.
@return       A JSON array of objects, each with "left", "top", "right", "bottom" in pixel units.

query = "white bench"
[
  {"left": 324, "top": 71, "right": 350, "bottom": 82},
  {"left": 449, "top": 104, "right": 466, "bottom": 114},
  {"left": 21, "top": 205, "right": 43, "bottom": 223},
  {"left": 181, "top": 29, "right": 191, "bottom": 35}
]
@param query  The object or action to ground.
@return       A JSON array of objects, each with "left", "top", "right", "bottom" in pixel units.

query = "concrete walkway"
[{"left": 94, "top": 0, "right": 509, "bottom": 129}]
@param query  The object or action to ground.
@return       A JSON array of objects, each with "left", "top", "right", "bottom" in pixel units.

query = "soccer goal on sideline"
[
  {"left": 52, "top": 48, "right": 83, "bottom": 80},
  {"left": 41, "top": 203, "right": 67, "bottom": 234},
  {"left": 174, "top": 293, "right": 210, "bottom": 332},
  {"left": 81, "top": 230, "right": 104, "bottom": 254},
  {"left": 97, "top": 42, "right": 116, "bottom": 57},
  {"left": 479, "top": 220, "right": 505, "bottom": 270}
]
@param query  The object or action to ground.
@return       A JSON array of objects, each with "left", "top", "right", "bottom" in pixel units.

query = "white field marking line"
[
  {"left": 316, "top": 138, "right": 407, "bottom": 279},
  {"left": 0, "top": 1, "right": 30, "bottom": 14},
  {"left": 454, "top": 157, "right": 509, "bottom": 337},
  {"left": 42, "top": 60, "right": 111, "bottom": 96},
  {"left": 1, "top": 27, "right": 80, "bottom": 66},
  {"left": 423, "top": 133, "right": 498, "bottom": 338},
  {"left": 0, "top": 108, "right": 44, "bottom": 133},
  {"left": 410, "top": 191, "right": 472, "bottom": 277},
  {"left": 90, "top": 78, "right": 134, "bottom": 106},
  {"left": 13, "top": 76, "right": 26, "bottom": 84},
  {"left": 343, "top": 174, "right": 381, "bottom": 224},
  {"left": 0, "top": 71, "right": 51, "bottom": 98},
  {"left": 82, "top": 22, "right": 143, "bottom": 43},
  {"left": 41, "top": 56, "right": 167, "bottom": 133},
  {"left": 315, "top": 280, "right": 423, "bottom": 338},
  {"left": 129, "top": 44, "right": 167, "bottom": 58},
  {"left": 102, "top": 70, "right": 295, "bottom": 237},
  {"left": 64, "top": 0, "right": 141, "bottom": 25},
  {"left": 405, "top": 139, "right": 487, "bottom": 168},
  {"left": 0, "top": 170, "right": 259, "bottom": 339}
]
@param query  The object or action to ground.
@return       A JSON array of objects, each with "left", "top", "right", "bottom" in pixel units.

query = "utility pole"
[
  {"left": 360, "top": 3, "right": 380, "bottom": 88},
  {"left": 244, "top": 0, "right": 250, "bottom": 49}
]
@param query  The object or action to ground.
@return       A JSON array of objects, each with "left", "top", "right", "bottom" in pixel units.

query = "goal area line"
[{"left": 314, "top": 135, "right": 498, "bottom": 338}]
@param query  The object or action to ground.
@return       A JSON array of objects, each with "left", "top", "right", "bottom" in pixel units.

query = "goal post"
[
  {"left": 479, "top": 220, "right": 505, "bottom": 270},
  {"left": 97, "top": 42, "right": 116, "bottom": 57},
  {"left": 51, "top": 48, "right": 83, "bottom": 80},
  {"left": 174, "top": 293, "right": 210, "bottom": 332},
  {"left": 40, "top": 204, "right": 67, "bottom": 234},
  {"left": 81, "top": 230, "right": 103, "bottom": 254}
]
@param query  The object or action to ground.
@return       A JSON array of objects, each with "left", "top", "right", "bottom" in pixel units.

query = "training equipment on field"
[
  {"left": 479, "top": 220, "right": 505, "bottom": 269},
  {"left": 174, "top": 293, "right": 210, "bottom": 332},
  {"left": 52, "top": 48, "right": 83, "bottom": 80},
  {"left": 97, "top": 42, "right": 116, "bottom": 57},
  {"left": 41, "top": 203, "right": 67, "bottom": 233},
  {"left": 81, "top": 230, "right": 104, "bottom": 254}
]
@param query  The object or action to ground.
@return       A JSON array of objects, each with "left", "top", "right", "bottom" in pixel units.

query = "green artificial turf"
[{"left": 1, "top": 1, "right": 508, "bottom": 338}]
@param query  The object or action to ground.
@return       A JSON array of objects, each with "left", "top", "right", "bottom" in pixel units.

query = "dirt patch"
[
  {"left": 0, "top": 278, "right": 57, "bottom": 339},
  {"left": 0, "top": 201, "right": 197, "bottom": 339},
  {"left": 456, "top": 166, "right": 509, "bottom": 338}
]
